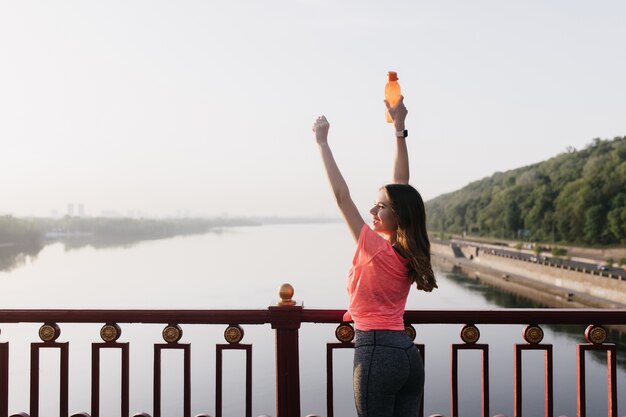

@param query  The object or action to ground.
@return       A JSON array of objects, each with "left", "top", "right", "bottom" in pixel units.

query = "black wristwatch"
[{"left": 395, "top": 129, "right": 408, "bottom": 138}]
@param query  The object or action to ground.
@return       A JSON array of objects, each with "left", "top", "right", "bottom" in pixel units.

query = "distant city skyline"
[
  {"left": 47, "top": 203, "right": 154, "bottom": 219},
  {"left": 1, "top": 1, "right": 625, "bottom": 218}
]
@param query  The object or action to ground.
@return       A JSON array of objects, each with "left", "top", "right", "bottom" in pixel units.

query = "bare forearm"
[
  {"left": 318, "top": 143, "right": 351, "bottom": 203},
  {"left": 393, "top": 136, "right": 410, "bottom": 184},
  {"left": 387, "top": 96, "right": 410, "bottom": 184}
]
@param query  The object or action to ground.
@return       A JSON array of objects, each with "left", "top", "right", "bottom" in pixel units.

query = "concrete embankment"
[{"left": 431, "top": 242, "right": 626, "bottom": 309}]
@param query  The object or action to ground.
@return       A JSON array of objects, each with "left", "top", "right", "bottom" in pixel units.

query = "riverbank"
[
  {"left": 432, "top": 242, "right": 626, "bottom": 337},
  {"left": 432, "top": 242, "right": 626, "bottom": 309},
  {"left": 448, "top": 233, "right": 626, "bottom": 265}
]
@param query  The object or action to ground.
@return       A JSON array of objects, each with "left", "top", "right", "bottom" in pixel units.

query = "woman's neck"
[{"left": 376, "top": 229, "right": 397, "bottom": 245}]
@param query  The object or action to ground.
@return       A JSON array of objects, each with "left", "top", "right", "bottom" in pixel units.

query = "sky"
[{"left": 1, "top": 0, "right": 625, "bottom": 218}]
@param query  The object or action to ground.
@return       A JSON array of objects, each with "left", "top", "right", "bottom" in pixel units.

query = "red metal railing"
[{"left": 0, "top": 284, "right": 624, "bottom": 417}]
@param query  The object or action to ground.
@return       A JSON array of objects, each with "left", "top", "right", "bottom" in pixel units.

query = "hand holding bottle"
[{"left": 385, "top": 95, "right": 408, "bottom": 132}]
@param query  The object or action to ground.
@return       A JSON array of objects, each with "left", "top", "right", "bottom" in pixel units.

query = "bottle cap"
[{"left": 388, "top": 71, "right": 399, "bottom": 82}]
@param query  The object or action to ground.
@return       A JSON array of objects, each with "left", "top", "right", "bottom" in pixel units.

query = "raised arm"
[
  {"left": 385, "top": 96, "right": 409, "bottom": 184},
  {"left": 312, "top": 116, "right": 365, "bottom": 242}
]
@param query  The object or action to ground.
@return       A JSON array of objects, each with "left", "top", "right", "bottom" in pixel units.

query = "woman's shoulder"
[{"left": 358, "top": 226, "right": 405, "bottom": 262}]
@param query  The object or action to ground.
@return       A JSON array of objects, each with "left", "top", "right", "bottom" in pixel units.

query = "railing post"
[
  {"left": 269, "top": 283, "right": 303, "bottom": 417},
  {"left": 0, "top": 342, "right": 8, "bottom": 417}
]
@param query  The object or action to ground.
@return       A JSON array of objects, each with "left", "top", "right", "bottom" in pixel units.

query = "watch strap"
[{"left": 395, "top": 129, "right": 408, "bottom": 138}]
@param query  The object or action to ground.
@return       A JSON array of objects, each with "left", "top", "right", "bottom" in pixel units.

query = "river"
[{"left": 0, "top": 223, "right": 624, "bottom": 416}]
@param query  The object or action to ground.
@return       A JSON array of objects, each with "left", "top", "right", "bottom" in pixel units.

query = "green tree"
[
  {"left": 584, "top": 204, "right": 606, "bottom": 245},
  {"left": 425, "top": 136, "right": 626, "bottom": 245}
]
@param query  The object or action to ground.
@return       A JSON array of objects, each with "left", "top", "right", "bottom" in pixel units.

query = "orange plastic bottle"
[{"left": 385, "top": 71, "right": 401, "bottom": 123}]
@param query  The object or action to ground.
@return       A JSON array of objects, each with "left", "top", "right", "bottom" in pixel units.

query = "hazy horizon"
[{"left": 2, "top": 1, "right": 625, "bottom": 218}]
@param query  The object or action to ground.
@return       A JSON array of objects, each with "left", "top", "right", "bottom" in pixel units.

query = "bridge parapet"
[{"left": 0, "top": 286, "right": 624, "bottom": 417}]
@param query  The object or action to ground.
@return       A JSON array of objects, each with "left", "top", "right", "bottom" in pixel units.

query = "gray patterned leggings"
[{"left": 353, "top": 329, "right": 424, "bottom": 417}]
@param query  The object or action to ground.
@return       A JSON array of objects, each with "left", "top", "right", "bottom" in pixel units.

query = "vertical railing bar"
[
  {"left": 514, "top": 345, "right": 522, "bottom": 417},
  {"left": 245, "top": 345, "right": 252, "bottom": 417},
  {"left": 416, "top": 344, "right": 425, "bottom": 417},
  {"left": 0, "top": 343, "right": 9, "bottom": 417},
  {"left": 482, "top": 346, "right": 489, "bottom": 417},
  {"left": 154, "top": 344, "right": 162, "bottom": 417},
  {"left": 215, "top": 346, "right": 223, "bottom": 417},
  {"left": 30, "top": 344, "right": 40, "bottom": 417},
  {"left": 91, "top": 345, "right": 101, "bottom": 417},
  {"left": 183, "top": 344, "right": 191, "bottom": 417},
  {"left": 608, "top": 345, "right": 617, "bottom": 417},
  {"left": 546, "top": 345, "right": 554, "bottom": 417},
  {"left": 451, "top": 345, "right": 459, "bottom": 417},
  {"left": 60, "top": 342, "right": 69, "bottom": 417},
  {"left": 577, "top": 345, "right": 587, "bottom": 417},
  {"left": 326, "top": 344, "right": 334, "bottom": 417},
  {"left": 121, "top": 343, "right": 130, "bottom": 417}
]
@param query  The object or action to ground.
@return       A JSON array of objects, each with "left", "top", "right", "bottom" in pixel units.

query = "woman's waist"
[{"left": 354, "top": 329, "right": 413, "bottom": 348}]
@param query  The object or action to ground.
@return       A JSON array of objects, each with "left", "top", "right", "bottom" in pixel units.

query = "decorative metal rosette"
[
  {"left": 224, "top": 325, "right": 244, "bottom": 344},
  {"left": 585, "top": 324, "right": 607, "bottom": 345},
  {"left": 335, "top": 322, "right": 355, "bottom": 343},
  {"left": 162, "top": 324, "right": 183, "bottom": 344},
  {"left": 100, "top": 323, "right": 122, "bottom": 343},
  {"left": 460, "top": 324, "right": 480, "bottom": 344},
  {"left": 523, "top": 325, "right": 544, "bottom": 344},
  {"left": 39, "top": 323, "right": 61, "bottom": 342},
  {"left": 404, "top": 324, "right": 416, "bottom": 341}
]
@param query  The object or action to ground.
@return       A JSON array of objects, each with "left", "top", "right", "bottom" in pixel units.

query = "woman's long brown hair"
[{"left": 383, "top": 184, "right": 437, "bottom": 292}]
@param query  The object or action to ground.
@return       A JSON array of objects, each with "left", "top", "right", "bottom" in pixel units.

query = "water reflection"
[
  {"left": 444, "top": 265, "right": 550, "bottom": 308},
  {"left": 443, "top": 265, "right": 626, "bottom": 370},
  {"left": 0, "top": 243, "right": 43, "bottom": 272},
  {"left": 59, "top": 227, "right": 233, "bottom": 251},
  {"left": 0, "top": 229, "right": 234, "bottom": 269}
]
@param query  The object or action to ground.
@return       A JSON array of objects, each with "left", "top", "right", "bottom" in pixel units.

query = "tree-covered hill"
[{"left": 425, "top": 136, "right": 626, "bottom": 245}]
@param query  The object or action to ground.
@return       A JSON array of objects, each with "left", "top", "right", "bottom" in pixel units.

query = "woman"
[{"left": 312, "top": 95, "right": 437, "bottom": 417}]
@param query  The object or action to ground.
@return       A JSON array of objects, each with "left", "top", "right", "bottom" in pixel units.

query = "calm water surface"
[{"left": 1, "top": 223, "right": 624, "bottom": 417}]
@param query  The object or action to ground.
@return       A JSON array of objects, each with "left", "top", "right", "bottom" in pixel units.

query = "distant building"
[
  {"left": 78, "top": 204, "right": 85, "bottom": 217},
  {"left": 67, "top": 204, "right": 74, "bottom": 217}
]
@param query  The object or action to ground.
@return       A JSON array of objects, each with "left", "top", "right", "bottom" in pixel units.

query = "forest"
[{"left": 425, "top": 136, "right": 626, "bottom": 246}]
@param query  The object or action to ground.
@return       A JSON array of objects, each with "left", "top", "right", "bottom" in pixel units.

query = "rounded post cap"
[{"left": 278, "top": 283, "right": 296, "bottom": 306}]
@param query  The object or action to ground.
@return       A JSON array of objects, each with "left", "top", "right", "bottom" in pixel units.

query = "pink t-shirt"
[{"left": 344, "top": 224, "right": 411, "bottom": 331}]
